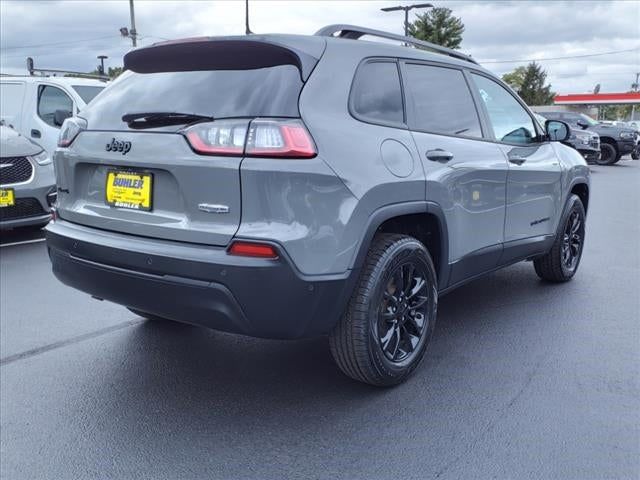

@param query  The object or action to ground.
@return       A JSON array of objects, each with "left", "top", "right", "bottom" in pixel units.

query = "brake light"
[
  {"left": 58, "top": 117, "right": 87, "bottom": 147},
  {"left": 182, "top": 119, "right": 316, "bottom": 158},
  {"left": 228, "top": 241, "right": 279, "bottom": 259},
  {"left": 246, "top": 119, "right": 316, "bottom": 158}
]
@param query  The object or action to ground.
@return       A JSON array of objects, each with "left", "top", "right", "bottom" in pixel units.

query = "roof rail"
[
  {"left": 26, "top": 57, "right": 109, "bottom": 82},
  {"left": 314, "top": 24, "right": 478, "bottom": 65}
]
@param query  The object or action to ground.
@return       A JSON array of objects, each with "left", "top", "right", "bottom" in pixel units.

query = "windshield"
[
  {"left": 72, "top": 85, "right": 105, "bottom": 105},
  {"left": 80, "top": 65, "right": 303, "bottom": 131}
]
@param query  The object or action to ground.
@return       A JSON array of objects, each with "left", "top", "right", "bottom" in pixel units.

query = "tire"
[
  {"left": 329, "top": 234, "right": 438, "bottom": 387},
  {"left": 597, "top": 142, "right": 617, "bottom": 165},
  {"left": 533, "top": 194, "right": 586, "bottom": 282}
]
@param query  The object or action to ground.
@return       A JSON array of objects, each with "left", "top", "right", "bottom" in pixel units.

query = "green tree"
[
  {"left": 407, "top": 7, "right": 465, "bottom": 49},
  {"left": 502, "top": 62, "right": 555, "bottom": 105},
  {"left": 88, "top": 66, "right": 123, "bottom": 79},
  {"left": 501, "top": 66, "right": 527, "bottom": 91}
]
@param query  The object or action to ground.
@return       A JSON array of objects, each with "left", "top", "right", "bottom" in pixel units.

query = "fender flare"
[{"left": 351, "top": 201, "right": 450, "bottom": 289}]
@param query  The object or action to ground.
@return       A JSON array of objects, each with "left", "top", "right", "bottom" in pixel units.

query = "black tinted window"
[
  {"left": 38, "top": 85, "right": 73, "bottom": 127},
  {"left": 82, "top": 65, "right": 303, "bottom": 130},
  {"left": 471, "top": 73, "right": 537, "bottom": 145},
  {"left": 404, "top": 64, "right": 481, "bottom": 138},
  {"left": 351, "top": 61, "right": 404, "bottom": 124}
]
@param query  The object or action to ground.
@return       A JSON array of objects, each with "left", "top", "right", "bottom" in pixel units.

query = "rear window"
[
  {"left": 72, "top": 85, "right": 105, "bottom": 105},
  {"left": 350, "top": 61, "right": 404, "bottom": 125},
  {"left": 81, "top": 65, "right": 303, "bottom": 130}
]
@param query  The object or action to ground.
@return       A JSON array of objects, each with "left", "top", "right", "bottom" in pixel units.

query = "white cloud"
[{"left": 1, "top": 0, "right": 638, "bottom": 93}]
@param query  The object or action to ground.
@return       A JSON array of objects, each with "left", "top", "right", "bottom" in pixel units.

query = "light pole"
[
  {"left": 381, "top": 3, "right": 433, "bottom": 37},
  {"left": 245, "top": 0, "right": 252, "bottom": 35},
  {"left": 97, "top": 55, "right": 108, "bottom": 76}
]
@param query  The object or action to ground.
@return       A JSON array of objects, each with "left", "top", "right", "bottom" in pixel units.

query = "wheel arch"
[
  {"left": 570, "top": 182, "right": 589, "bottom": 213},
  {"left": 351, "top": 202, "right": 450, "bottom": 289}
]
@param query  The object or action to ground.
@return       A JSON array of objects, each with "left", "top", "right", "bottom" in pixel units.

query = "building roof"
[{"left": 554, "top": 92, "right": 640, "bottom": 105}]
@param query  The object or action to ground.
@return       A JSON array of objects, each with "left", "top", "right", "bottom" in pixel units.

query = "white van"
[{"left": 0, "top": 75, "right": 106, "bottom": 155}]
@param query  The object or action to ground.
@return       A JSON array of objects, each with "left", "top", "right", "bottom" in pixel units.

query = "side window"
[
  {"left": 37, "top": 85, "right": 73, "bottom": 127},
  {"left": 403, "top": 63, "right": 482, "bottom": 138},
  {"left": 471, "top": 74, "right": 538, "bottom": 145},
  {"left": 351, "top": 61, "right": 404, "bottom": 125}
]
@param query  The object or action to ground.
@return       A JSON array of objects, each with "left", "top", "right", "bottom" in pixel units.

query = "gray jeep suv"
[{"left": 46, "top": 26, "right": 590, "bottom": 386}]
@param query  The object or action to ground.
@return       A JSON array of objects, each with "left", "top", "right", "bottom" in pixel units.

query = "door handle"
[
  {"left": 426, "top": 149, "right": 454, "bottom": 162},
  {"left": 31, "top": 129, "right": 41, "bottom": 138},
  {"left": 508, "top": 156, "right": 527, "bottom": 165}
]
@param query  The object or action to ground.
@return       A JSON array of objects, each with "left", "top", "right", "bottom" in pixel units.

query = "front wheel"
[
  {"left": 329, "top": 234, "right": 438, "bottom": 387},
  {"left": 533, "top": 194, "right": 586, "bottom": 282}
]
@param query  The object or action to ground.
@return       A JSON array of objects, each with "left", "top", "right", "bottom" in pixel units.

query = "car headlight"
[
  {"left": 30, "top": 150, "right": 51, "bottom": 166},
  {"left": 574, "top": 132, "right": 591, "bottom": 145},
  {"left": 619, "top": 131, "right": 635, "bottom": 140},
  {"left": 58, "top": 117, "right": 87, "bottom": 147}
]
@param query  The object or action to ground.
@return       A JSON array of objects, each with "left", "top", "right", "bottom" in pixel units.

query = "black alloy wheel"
[
  {"left": 377, "top": 262, "right": 429, "bottom": 364},
  {"left": 561, "top": 210, "right": 583, "bottom": 271}
]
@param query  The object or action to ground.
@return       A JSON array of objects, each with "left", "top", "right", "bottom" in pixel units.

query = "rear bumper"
[{"left": 46, "top": 219, "right": 354, "bottom": 339}]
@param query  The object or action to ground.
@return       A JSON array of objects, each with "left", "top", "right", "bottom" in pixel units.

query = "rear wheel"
[
  {"left": 329, "top": 234, "right": 438, "bottom": 387},
  {"left": 597, "top": 142, "right": 617, "bottom": 165},
  {"left": 533, "top": 194, "right": 586, "bottom": 282}
]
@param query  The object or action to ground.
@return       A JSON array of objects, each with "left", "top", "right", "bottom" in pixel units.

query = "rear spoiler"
[{"left": 124, "top": 36, "right": 325, "bottom": 80}]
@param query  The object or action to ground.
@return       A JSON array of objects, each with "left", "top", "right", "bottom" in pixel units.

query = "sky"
[{"left": 1, "top": 0, "right": 639, "bottom": 94}]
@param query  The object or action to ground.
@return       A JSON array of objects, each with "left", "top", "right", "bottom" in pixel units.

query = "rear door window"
[
  {"left": 403, "top": 63, "right": 482, "bottom": 138},
  {"left": 350, "top": 61, "right": 404, "bottom": 126},
  {"left": 81, "top": 66, "right": 304, "bottom": 130},
  {"left": 38, "top": 85, "right": 73, "bottom": 127}
]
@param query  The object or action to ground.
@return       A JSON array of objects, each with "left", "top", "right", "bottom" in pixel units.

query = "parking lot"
[{"left": 1, "top": 159, "right": 638, "bottom": 479}]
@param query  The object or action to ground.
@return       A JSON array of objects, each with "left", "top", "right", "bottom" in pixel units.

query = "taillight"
[
  {"left": 246, "top": 119, "right": 316, "bottom": 158},
  {"left": 183, "top": 119, "right": 250, "bottom": 156},
  {"left": 228, "top": 241, "right": 279, "bottom": 259},
  {"left": 58, "top": 117, "right": 87, "bottom": 147},
  {"left": 182, "top": 118, "right": 316, "bottom": 159}
]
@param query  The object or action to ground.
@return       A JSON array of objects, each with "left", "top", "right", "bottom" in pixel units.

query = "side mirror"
[
  {"left": 54, "top": 109, "right": 72, "bottom": 127},
  {"left": 576, "top": 120, "right": 589, "bottom": 129},
  {"left": 545, "top": 120, "right": 571, "bottom": 142}
]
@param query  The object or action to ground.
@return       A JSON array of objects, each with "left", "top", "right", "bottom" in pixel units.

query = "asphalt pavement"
[{"left": 1, "top": 159, "right": 639, "bottom": 480}]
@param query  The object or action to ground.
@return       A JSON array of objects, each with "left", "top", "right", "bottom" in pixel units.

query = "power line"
[
  {"left": 480, "top": 47, "right": 640, "bottom": 64},
  {"left": 0, "top": 35, "right": 118, "bottom": 51}
]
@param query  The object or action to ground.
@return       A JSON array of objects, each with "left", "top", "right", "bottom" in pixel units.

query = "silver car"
[
  {"left": 0, "top": 123, "right": 55, "bottom": 230},
  {"left": 46, "top": 25, "right": 590, "bottom": 386}
]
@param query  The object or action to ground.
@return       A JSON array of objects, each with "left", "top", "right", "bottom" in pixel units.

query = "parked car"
[
  {"left": 534, "top": 113, "right": 600, "bottom": 164},
  {"left": 538, "top": 111, "right": 638, "bottom": 164},
  {"left": 625, "top": 121, "right": 640, "bottom": 159},
  {"left": 46, "top": 25, "right": 590, "bottom": 386},
  {"left": 0, "top": 122, "right": 55, "bottom": 230},
  {"left": 0, "top": 74, "right": 105, "bottom": 157}
]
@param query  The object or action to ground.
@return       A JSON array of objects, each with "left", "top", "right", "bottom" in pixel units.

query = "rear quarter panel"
[{"left": 254, "top": 41, "right": 426, "bottom": 275}]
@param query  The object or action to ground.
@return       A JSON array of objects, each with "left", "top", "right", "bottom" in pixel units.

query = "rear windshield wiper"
[{"left": 122, "top": 111, "right": 214, "bottom": 129}]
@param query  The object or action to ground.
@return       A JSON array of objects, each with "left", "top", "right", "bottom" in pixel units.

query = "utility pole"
[
  {"left": 245, "top": 0, "right": 252, "bottom": 35},
  {"left": 129, "top": 0, "right": 138, "bottom": 47},
  {"left": 631, "top": 72, "right": 639, "bottom": 120},
  {"left": 381, "top": 3, "right": 433, "bottom": 37}
]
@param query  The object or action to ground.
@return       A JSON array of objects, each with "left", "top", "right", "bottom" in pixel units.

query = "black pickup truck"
[{"left": 539, "top": 111, "right": 638, "bottom": 165}]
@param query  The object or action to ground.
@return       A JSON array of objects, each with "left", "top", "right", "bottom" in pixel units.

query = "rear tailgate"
[
  {"left": 57, "top": 130, "right": 242, "bottom": 245},
  {"left": 54, "top": 36, "right": 325, "bottom": 246}
]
